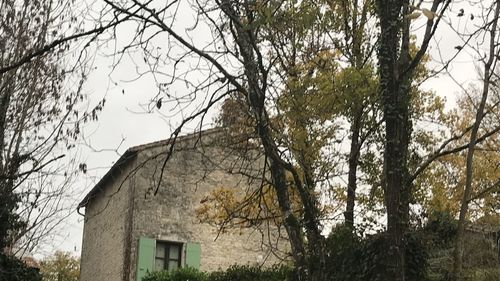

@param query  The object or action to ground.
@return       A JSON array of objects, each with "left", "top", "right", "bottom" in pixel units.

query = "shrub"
[
  {"left": 0, "top": 253, "right": 42, "bottom": 281},
  {"left": 325, "top": 225, "right": 363, "bottom": 281},
  {"left": 424, "top": 211, "right": 458, "bottom": 248},
  {"left": 142, "top": 267, "right": 207, "bottom": 281},
  {"left": 209, "top": 265, "right": 293, "bottom": 281},
  {"left": 143, "top": 265, "right": 292, "bottom": 281},
  {"left": 468, "top": 267, "right": 500, "bottom": 281},
  {"left": 325, "top": 226, "right": 429, "bottom": 281},
  {"left": 404, "top": 232, "right": 429, "bottom": 281}
]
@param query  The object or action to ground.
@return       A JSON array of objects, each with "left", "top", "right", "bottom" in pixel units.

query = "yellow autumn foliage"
[
  {"left": 195, "top": 171, "right": 335, "bottom": 231},
  {"left": 419, "top": 93, "right": 499, "bottom": 221}
]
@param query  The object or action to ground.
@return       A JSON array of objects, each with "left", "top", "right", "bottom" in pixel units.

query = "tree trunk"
[
  {"left": 217, "top": 3, "right": 324, "bottom": 279},
  {"left": 451, "top": 2, "right": 500, "bottom": 280},
  {"left": 295, "top": 164, "right": 327, "bottom": 281},
  {"left": 218, "top": 3, "right": 327, "bottom": 279},
  {"left": 344, "top": 110, "right": 362, "bottom": 228},
  {"left": 0, "top": 76, "right": 16, "bottom": 249},
  {"left": 376, "top": 1, "right": 411, "bottom": 280},
  {"left": 268, "top": 157, "right": 307, "bottom": 279},
  {"left": 343, "top": 0, "right": 369, "bottom": 228}
]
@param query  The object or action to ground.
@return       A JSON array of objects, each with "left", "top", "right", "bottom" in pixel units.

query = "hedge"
[
  {"left": 0, "top": 253, "right": 42, "bottom": 281},
  {"left": 143, "top": 265, "right": 293, "bottom": 281}
]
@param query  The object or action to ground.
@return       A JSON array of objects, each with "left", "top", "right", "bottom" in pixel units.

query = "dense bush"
[
  {"left": 424, "top": 211, "right": 458, "bottom": 248},
  {"left": 0, "top": 253, "right": 42, "bottom": 281},
  {"left": 143, "top": 267, "right": 207, "bottom": 281},
  {"left": 421, "top": 212, "right": 500, "bottom": 281},
  {"left": 143, "top": 265, "right": 293, "bottom": 281},
  {"left": 325, "top": 225, "right": 363, "bottom": 281},
  {"left": 325, "top": 225, "right": 429, "bottom": 281},
  {"left": 360, "top": 232, "right": 428, "bottom": 281},
  {"left": 210, "top": 265, "right": 292, "bottom": 281},
  {"left": 144, "top": 216, "right": 497, "bottom": 281}
]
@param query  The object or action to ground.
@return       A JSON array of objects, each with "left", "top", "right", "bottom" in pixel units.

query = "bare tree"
[
  {"left": 451, "top": 1, "right": 500, "bottom": 279},
  {"left": 0, "top": 0, "right": 105, "bottom": 256}
]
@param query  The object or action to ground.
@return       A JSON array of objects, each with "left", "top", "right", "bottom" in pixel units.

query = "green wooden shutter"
[
  {"left": 185, "top": 242, "right": 201, "bottom": 269},
  {"left": 136, "top": 237, "right": 155, "bottom": 281}
]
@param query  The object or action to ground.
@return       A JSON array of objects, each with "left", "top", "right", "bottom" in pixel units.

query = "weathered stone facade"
[
  {"left": 79, "top": 129, "right": 288, "bottom": 281},
  {"left": 79, "top": 151, "right": 135, "bottom": 281}
]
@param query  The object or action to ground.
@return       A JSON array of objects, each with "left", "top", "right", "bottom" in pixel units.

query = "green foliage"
[
  {"left": 325, "top": 226, "right": 429, "bottom": 281},
  {"left": 404, "top": 232, "right": 430, "bottom": 281},
  {"left": 141, "top": 222, "right": 497, "bottom": 281},
  {"left": 209, "top": 265, "right": 293, "bottom": 281},
  {"left": 423, "top": 211, "right": 458, "bottom": 248},
  {"left": 143, "top": 265, "right": 293, "bottom": 281},
  {"left": 421, "top": 212, "right": 500, "bottom": 281},
  {"left": 39, "top": 251, "right": 79, "bottom": 281},
  {"left": 325, "top": 225, "right": 363, "bottom": 281},
  {"left": 0, "top": 189, "right": 25, "bottom": 249},
  {"left": 142, "top": 267, "right": 207, "bottom": 281},
  {"left": 358, "top": 233, "right": 391, "bottom": 281},
  {"left": 0, "top": 253, "right": 42, "bottom": 281}
]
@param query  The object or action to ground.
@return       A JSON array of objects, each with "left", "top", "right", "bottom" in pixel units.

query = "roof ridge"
[
  {"left": 77, "top": 127, "right": 224, "bottom": 209},
  {"left": 128, "top": 127, "right": 223, "bottom": 152}
]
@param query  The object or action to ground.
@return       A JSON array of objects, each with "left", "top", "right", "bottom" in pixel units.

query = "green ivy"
[{"left": 325, "top": 225, "right": 364, "bottom": 281}]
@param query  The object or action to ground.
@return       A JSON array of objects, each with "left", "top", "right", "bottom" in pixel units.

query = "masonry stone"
[{"left": 79, "top": 129, "right": 288, "bottom": 281}]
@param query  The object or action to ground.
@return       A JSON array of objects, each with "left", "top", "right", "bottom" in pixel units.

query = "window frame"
[{"left": 154, "top": 241, "right": 183, "bottom": 271}]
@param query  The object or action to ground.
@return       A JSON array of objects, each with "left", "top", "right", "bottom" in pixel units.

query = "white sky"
[{"left": 38, "top": 1, "right": 492, "bottom": 259}]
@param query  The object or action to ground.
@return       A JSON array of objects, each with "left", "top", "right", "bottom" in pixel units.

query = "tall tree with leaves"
[
  {"left": 323, "top": 0, "right": 380, "bottom": 228},
  {"left": 96, "top": 1, "right": 500, "bottom": 281},
  {"left": 374, "top": 1, "right": 452, "bottom": 280}
]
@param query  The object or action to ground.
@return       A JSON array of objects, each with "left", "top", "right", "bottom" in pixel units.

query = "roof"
[
  {"left": 22, "top": 256, "right": 40, "bottom": 269},
  {"left": 76, "top": 127, "right": 223, "bottom": 211}
]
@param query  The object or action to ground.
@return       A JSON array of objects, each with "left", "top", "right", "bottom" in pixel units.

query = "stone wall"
[
  {"left": 80, "top": 130, "right": 289, "bottom": 281},
  {"left": 80, "top": 159, "right": 135, "bottom": 281},
  {"left": 127, "top": 133, "right": 288, "bottom": 280}
]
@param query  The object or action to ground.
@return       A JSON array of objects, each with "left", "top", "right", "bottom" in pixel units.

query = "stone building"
[{"left": 77, "top": 128, "right": 287, "bottom": 281}]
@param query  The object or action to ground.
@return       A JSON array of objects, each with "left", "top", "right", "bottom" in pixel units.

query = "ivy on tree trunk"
[{"left": 376, "top": 1, "right": 412, "bottom": 280}]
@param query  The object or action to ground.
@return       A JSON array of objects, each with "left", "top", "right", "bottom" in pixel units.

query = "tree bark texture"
[{"left": 376, "top": 1, "right": 411, "bottom": 281}]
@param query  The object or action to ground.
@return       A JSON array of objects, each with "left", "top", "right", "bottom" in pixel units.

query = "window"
[
  {"left": 136, "top": 237, "right": 201, "bottom": 281},
  {"left": 154, "top": 241, "right": 182, "bottom": 271}
]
